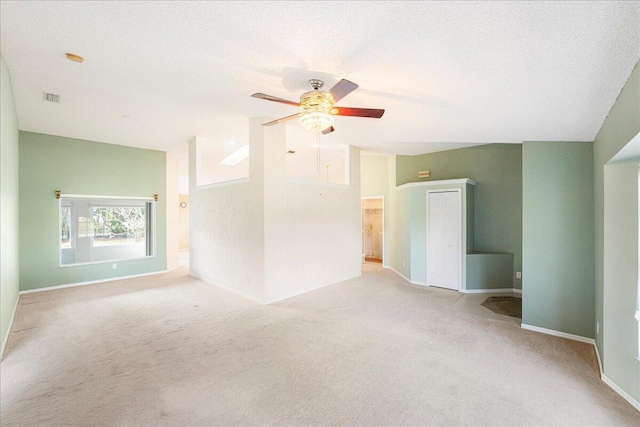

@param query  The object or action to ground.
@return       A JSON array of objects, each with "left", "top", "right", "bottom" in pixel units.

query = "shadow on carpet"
[{"left": 481, "top": 296, "right": 522, "bottom": 318}]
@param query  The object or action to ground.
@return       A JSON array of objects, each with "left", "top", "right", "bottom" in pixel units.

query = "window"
[{"left": 60, "top": 196, "right": 154, "bottom": 266}]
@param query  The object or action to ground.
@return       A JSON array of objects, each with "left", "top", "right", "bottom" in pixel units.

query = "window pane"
[
  {"left": 61, "top": 206, "right": 71, "bottom": 248},
  {"left": 60, "top": 197, "right": 153, "bottom": 266},
  {"left": 92, "top": 206, "right": 146, "bottom": 246}
]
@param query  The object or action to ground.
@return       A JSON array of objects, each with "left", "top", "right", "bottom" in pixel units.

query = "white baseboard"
[
  {"left": 266, "top": 272, "right": 363, "bottom": 304},
  {"left": 521, "top": 324, "right": 595, "bottom": 345},
  {"left": 384, "top": 267, "right": 523, "bottom": 294},
  {"left": 522, "top": 324, "right": 638, "bottom": 413},
  {"left": 602, "top": 375, "right": 640, "bottom": 412},
  {"left": 386, "top": 266, "right": 427, "bottom": 286},
  {"left": 410, "top": 280, "right": 428, "bottom": 286},
  {"left": 189, "top": 271, "right": 265, "bottom": 305},
  {"left": 463, "top": 288, "right": 522, "bottom": 294},
  {"left": 1, "top": 294, "right": 20, "bottom": 361},
  {"left": 19, "top": 266, "right": 181, "bottom": 295},
  {"left": 594, "top": 343, "right": 603, "bottom": 378},
  {"left": 192, "top": 271, "right": 364, "bottom": 306},
  {"left": 386, "top": 266, "right": 412, "bottom": 283}
]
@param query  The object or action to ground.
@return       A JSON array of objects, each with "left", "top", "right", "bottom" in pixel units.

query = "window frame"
[{"left": 58, "top": 194, "right": 156, "bottom": 267}]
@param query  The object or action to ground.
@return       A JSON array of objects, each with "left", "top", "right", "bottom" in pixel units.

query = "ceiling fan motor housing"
[{"left": 308, "top": 79, "right": 324, "bottom": 90}]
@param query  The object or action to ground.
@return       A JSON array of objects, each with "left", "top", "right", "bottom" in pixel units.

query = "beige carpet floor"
[{"left": 1, "top": 264, "right": 639, "bottom": 426}]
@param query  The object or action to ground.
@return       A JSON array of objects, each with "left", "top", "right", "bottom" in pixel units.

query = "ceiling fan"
[{"left": 251, "top": 79, "right": 385, "bottom": 134}]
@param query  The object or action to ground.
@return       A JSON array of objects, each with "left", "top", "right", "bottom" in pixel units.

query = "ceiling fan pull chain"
[{"left": 317, "top": 133, "right": 321, "bottom": 175}]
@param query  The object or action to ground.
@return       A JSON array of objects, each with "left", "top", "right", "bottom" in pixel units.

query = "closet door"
[{"left": 427, "top": 190, "right": 461, "bottom": 290}]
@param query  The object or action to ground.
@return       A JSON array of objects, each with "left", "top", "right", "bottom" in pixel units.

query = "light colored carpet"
[{"left": 1, "top": 264, "right": 638, "bottom": 426}]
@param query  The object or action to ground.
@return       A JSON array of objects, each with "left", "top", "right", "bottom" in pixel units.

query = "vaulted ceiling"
[{"left": 1, "top": 1, "right": 639, "bottom": 189}]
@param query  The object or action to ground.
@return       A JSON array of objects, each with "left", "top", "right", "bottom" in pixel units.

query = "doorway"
[
  {"left": 362, "top": 197, "right": 384, "bottom": 264},
  {"left": 426, "top": 189, "right": 462, "bottom": 290}
]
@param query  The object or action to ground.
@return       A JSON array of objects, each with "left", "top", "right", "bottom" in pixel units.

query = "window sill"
[{"left": 60, "top": 255, "right": 156, "bottom": 268}]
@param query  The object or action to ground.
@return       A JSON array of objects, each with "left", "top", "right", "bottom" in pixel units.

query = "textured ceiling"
[{"left": 1, "top": 1, "right": 639, "bottom": 188}]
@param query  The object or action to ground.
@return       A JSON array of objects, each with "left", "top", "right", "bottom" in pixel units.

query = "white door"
[{"left": 427, "top": 191, "right": 461, "bottom": 290}]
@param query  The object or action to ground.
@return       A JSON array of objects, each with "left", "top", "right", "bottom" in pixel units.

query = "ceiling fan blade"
[
  {"left": 251, "top": 93, "right": 300, "bottom": 107},
  {"left": 262, "top": 113, "right": 301, "bottom": 126},
  {"left": 322, "top": 126, "right": 335, "bottom": 135},
  {"left": 329, "top": 79, "right": 358, "bottom": 102},
  {"left": 331, "top": 107, "right": 385, "bottom": 118}
]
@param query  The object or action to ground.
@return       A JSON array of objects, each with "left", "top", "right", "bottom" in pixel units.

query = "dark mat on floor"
[{"left": 481, "top": 296, "right": 522, "bottom": 318}]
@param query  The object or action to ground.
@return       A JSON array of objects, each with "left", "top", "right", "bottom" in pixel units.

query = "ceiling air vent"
[{"left": 43, "top": 92, "right": 61, "bottom": 103}]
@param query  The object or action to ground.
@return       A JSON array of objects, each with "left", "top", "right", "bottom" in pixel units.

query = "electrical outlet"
[
  {"left": 402, "top": 261, "right": 406, "bottom": 268},
  {"left": 516, "top": 272, "right": 522, "bottom": 279},
  {"left": 112, "top": 263, "right": 117, "bottom": 269},
  {"left": 596, "top": 321, "right": 599, "bottom": 334}
]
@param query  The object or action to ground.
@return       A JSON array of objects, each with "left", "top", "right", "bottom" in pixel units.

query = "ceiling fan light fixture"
[
  {"left": 300, "top": 91, "right": 335, "bottom": 112},
  {"left": 298, "top": 88, "right": 336, "bottom": 133},
  {"left": 298, "top": 111, "right": 334, "bottom": 133}
]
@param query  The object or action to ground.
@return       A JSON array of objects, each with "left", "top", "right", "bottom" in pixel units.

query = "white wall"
[
  {"left": 196, "top": 136, "right": 250, "bottom": 186},
  {"left": 387, "top": 156, "right": 398, "bottom": 271},
  {"left": 166, "top": 153, "right": 179, "bottom": 270},
  {"left": 1, "top": 56, "right": 20, "bottom": 358},
  {"left": 286, "top": 124, "right": 347, "bottom": 185},
  {"left": 188, "top": 124, "right": 266, "bottom": 302},
  {"left": 178, "top": 194, "right": 189, "bottom": 250},
  {"left": 189, "top": 119, "right": 361, "bottom": 304},
  {"left": 264, "top": 129, "right": 361, "bottom": 302}
]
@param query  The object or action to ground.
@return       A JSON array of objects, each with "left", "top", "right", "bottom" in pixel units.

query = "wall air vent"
[{"left": 43, "top": 92, "right": 61, "bottom": 103}]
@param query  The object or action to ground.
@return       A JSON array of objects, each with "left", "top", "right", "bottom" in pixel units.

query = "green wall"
[
  {"left": 409, "top": 186, "right": 427, "bottom": 282},
  {"left": 603, "top": 161, "right": 639, "bottom": 402},
  {"left": 19, "top": 132, "right": 167, "bottom": 291},
  {"left": 360, "top": 154, "right": 391, "bottom": 266},
  {"left": 467, "top": 253, "right": 514, "bottom": 290},
  {"left": 1, "top": 56, "right": 20, "bottom": 356},
  {"left": 396, "top": 144, "right": 522, "bottom": 288},
  {"left": 594, "top": 62, "right": 640, "bottom": 352},
  {"left": 386, "top": 156, "right": 401, "bottom": 273},
  {"left": 361, "top": 155, "right": 389, "bottom": 198},
  {"left": 522, "top": 141, "right": 594, "bottom": 338},
  {"left": 593, "top": 61, "right": 640, "bottom": 402},
  {"left": 392, "top": 185, "right": 412, "bottom": 279}
]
